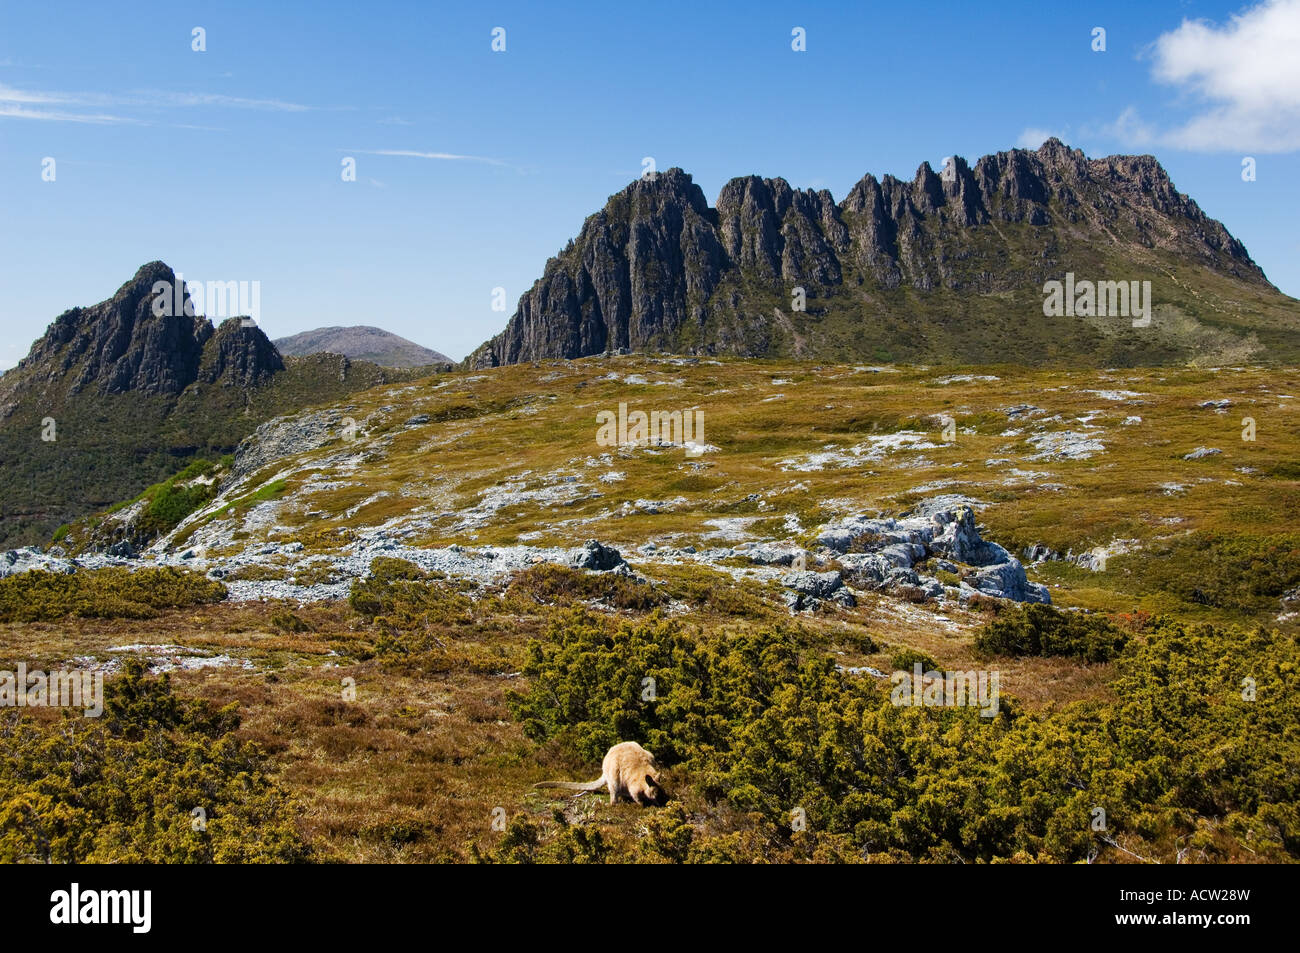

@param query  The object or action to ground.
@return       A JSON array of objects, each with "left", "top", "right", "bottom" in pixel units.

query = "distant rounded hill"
[{"left": 274, "top": 326, "right": 451, "bottom": 368}]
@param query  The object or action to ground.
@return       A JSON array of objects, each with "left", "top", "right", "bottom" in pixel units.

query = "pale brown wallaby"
[{"left": 533, "top": 741, "right": 668, "bottom": 806}]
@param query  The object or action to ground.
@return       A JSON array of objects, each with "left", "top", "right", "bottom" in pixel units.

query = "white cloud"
[
  {"left": 1098, "top": 106, "right": 1157, "bottom": 147},
  {"left": 1016, "top": 127, "right": 1065, "bottom": 149},
  {"left": 1120, "top": 0, "right": 1300, "bottom": 152},
  {"left": 353, "top": 149, "right": 506, "bottom": 166}
]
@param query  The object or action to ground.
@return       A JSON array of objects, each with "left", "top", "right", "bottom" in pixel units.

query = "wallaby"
[{"left": 533, "top": 741, "right": 668, "bottom": 806}]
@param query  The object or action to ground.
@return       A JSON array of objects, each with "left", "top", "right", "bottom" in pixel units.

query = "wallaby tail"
[{"left": 533, "top": 777, "right": 606, "bottom": 793}]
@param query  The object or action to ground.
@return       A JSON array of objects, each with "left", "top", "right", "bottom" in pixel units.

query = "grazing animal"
[{"left": 533, "top": 741, "right": 668, "bottom": 806}]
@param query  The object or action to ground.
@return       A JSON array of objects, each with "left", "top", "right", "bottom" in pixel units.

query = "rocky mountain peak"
[
  {"left": 466, "top": 141, "right": 1285, "bottom": 368},
  {"left": 5, "top": 262, "right": 286, "bottom": 405},
  {"left": 200, "top": 317, "right": 284, "bottom": 387},
  {"left": 18, "top": 261, "right": 211, "bottom": 397}
]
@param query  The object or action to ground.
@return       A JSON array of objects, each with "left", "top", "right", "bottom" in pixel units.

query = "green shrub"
[
  {"left": 974, "top": 603, "right": 1128, "bottom": 662},
  {"left": 890, "top": 648, "right": 940, "bottom": 672},
  {"left": 507, "top": 564, "right": 664, "bottom": 611},
  {"left": 0, "top": 658, "right": 308, "bottom": 863},
  {"left": 658, "top": 567, "right": 772, "bottom": 617},
  {"left": 173, "top": 459, "right": 219, "bottom": 482},
  {"left": 468, "top": 811, "right": 610, "bottom": 864},
  {"left": 508, "top": 608, "right": 797, "bottom": 766},
  {"left": 507, "top": 607, "right": 1300, "bottom": 862},
  {"left": 269, "top": 610, "right": 311, "bottom": 633},
  {"left": 0, "top": 567, "right": 226, "bottom": 622},
  {"left": 349, "top": 557, "right": 473, "bottom": 670},
  {"left": 142, "top": 481, "right": 215, "bottom": 533},
  {"left": 128, "top": 458, "right": 225, "bottom": 537},
  {"left": 1136, "top": 532, "right": 1300, "bottom": 614}
]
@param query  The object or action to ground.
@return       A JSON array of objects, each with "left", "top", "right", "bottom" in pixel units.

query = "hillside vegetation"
[{"left": 3, "top": 355, "right": 1298, "bottom": 863}]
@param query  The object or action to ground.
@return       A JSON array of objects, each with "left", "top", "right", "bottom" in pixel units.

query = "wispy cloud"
[
  {"left": 0, "top": 83, "right": 316, "bottom": 122},
  {"left": 138, "top": 91, "right": 313, "bottom": 111},
  {"left": 1108, "top": 0, "right": 1300, "bottom": 153},
  {"left": 352, "top": 148, "right": 507, "bottom": 166},
  {"left": 0, "top": 103, "right": 140, "bottom": 124}
]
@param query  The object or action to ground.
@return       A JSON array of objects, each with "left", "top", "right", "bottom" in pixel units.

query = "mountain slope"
[
  {"left": 468, "top": 140, "right": 1300, "bottom": 368},
  {"left": 44, "top": 354, "right": 1300, "bottom": 636},
  {"left": 274, "top": 326, "right": 451, "bottom": 367},
  {"left": 0, "top": 263, "right": 428, "bottom": 547}
]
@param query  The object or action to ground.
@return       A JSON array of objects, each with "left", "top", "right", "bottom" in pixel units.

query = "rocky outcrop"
[
  {"left": 468, "top": 140, "right": 1280, "bottom": 368},
  {"left": 569, "top": 539, "right": 626, "bottom": 572},
  {"left": 470, "top": 169, "right": 727, "bottom": 367},
  {"left": 200, "top": 317, "right": 284, "bottom": 387},
  {"left": 231, "top": 409, "right": 354, "bottom": 479},
  {"left": 780, "top": 569, "right": 856, "bottom": 611},
  {"left": 812, "top": 498, "right": 1050, "bottom": 605},
  {"left": 0, "top": 264, "right": 430, "bottom": 549}
]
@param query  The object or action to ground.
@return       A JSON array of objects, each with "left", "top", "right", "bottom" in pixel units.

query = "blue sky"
[{"left": 2, "top": 0, "right": 1298, "bottom": 365}]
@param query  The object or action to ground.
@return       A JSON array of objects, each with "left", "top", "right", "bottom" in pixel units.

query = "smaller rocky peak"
[{"left": 198, "top": 317, "right": 285, "bottom": 388}]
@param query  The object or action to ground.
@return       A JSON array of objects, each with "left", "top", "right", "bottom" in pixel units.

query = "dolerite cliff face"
[
  {"left": 200, "top": 317, "right": 285, "bottom": 388},
  {"left": 468, "top": 139, "right": 1296, "bottom": 367},
  {"left": 15, "top": 261, "right": 214, "bottom": 398},
  {"left": 478, "top": 169, "right": 727, "bottom": 362},
  {"left": 3, "top": 262, "right": 282, "bottom": 407}
]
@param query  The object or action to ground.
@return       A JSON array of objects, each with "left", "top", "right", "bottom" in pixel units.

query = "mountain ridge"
[{"left": 467, "top": 139, "right": 1297, "bottom": 368}]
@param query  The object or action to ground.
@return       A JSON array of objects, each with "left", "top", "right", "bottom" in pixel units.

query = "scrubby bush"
[
  {"left": 270, "top": 610, "right": 311, "bottom": 633},
  {"left": 0, "top": 567, "right": 226, "bottom": 622},
  {"left": 657, "top": 566, "right": 772, "bottom": 618},
  {"left": 974, "top": 603, "right": 1128, "bottom": 662},
  {"left": 468, "top": 811, "right": 611, "bottom": 864},
  {"left": 135, "top": 459, "right": 224, "bottom": 536},
  {"left": 1138, "top": 531, "right": 1300, "bottom": 614},
  {"left": 0, "top": 659, "right": 308, "bottom": 863},
  {"left": 506, "top": 563, "right": 664, "bottom": 611},
  {"left": 509, "top": 609, "right": 816, "bottom": 767},
  {"left": 506, "top": 608, "right": 1300, "bottom": 862},
  {"left": 349, "top": 557, "right": 473, "bottom": 670},
  {"left": 889, "top": 648, "right": 939, "bottom": 672},
  {"left": 142, "top": 481, "right": 215, "bottom": 533}
]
